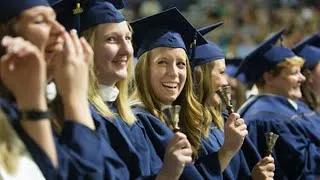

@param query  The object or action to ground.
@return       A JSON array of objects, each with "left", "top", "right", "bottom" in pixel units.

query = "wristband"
[{"left": 19, "top": 109, "right": 51, "bottom": 121}]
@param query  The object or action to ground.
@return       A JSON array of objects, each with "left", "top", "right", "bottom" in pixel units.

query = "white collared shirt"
[
  {"left": 46, "top": 82, "right": 57, "bottom": 102},
  {"left": 0, "top": 156, "right": 45, "bottom": 180},
  {"left": 98, "top": 84, "right": 119, "bottom": 102}
]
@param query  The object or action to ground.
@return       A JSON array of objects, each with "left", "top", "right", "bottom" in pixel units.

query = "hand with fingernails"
[
  {"left": 52, "top": 29, "right": 95, "bottom": 130},
  {"left": 0, "top": 36, "right": 47, "bottom": 110},
  {"left": 157, "top": 132, "right": 193, "bottom": 180},
  {"left": 252, "top": 156, "right": 275, "bottom": 180},
  {"left": 218, "top": 113, "right": 248, "bottom": 171},
  {"left": 0, "top": 35, "right": 57, "bottom": 166},
  {"left": 223, "top": 113, "right": 248, "bottom": 153},
  {"left": 53, "top": 29, "right": 92, "bottom": 100}
]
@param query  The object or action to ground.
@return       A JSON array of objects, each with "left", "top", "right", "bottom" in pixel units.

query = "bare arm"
[
  {"left": 53, "top": 30, "right": 95, "bottom": 130},
  {"left": 1, "top": 36, "right": 58, "bottom": 167},
  {"left": 218, "top": 113, "right": 247, "bottom": 172}
]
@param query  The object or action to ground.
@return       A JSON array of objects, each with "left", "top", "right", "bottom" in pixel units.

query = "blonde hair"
[
  {"left": 193, "top": 61, "right": 224, "bottom": 136},
  {"left": 82, "top": 23, "right": 136, "bottom": 125},
  {"left": 277, "top": 56, "right": 305, "bottom": 69},
  {"left": 0, "top": 110, "right": 28, "bottom": 174},
  {"left": 256, "top": 56, "right": 305, "bottom": 87},
  {"left": 130, "top": 51, "right": 205, "bottom": 158}
]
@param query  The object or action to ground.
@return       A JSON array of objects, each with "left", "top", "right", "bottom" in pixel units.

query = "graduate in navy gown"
[
  {"left": 225, "top": 58, "right": 247, "bottom": 110},
  {"left": 191, "top": 23, "right": 275, "bottom": 180},
  {"left": 129, "top": 8, "right": 219, "bottom": 179},
  {"left": 0, "top": 0, "right": 105, "bottom": 179},
  {"left": 292, "top": 34, "right": 320, "bottom": 135},
  {"left": 53, "top": 1, "right": 195, "bottom": 179},
  {"left": 293, "top": 34, "right": 320, "bottom": 114},
  {"left": 237, "top": 29, "right": 320, "bottom": 179}
]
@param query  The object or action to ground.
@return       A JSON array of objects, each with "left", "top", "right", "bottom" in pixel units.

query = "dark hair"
[
  {"left": 255, "top": 66, "right": 282, "bottom": 88},
  {"left": 0, "top": 17, "right": 19, "bottom": 102},
  {"left": 301, "top": 61, "right": 320, "bottom": 111}
]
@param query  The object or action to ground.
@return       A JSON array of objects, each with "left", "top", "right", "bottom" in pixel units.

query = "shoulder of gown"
[{"left": 239, "top": 95, "right": 320, "bottom": 179}]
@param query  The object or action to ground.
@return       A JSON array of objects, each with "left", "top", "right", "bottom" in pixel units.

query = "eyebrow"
[
  {"left": 102, "top": 30, "right": 132, "bottom": 37},
  {"left": 176, "top": 57, "right": 187, "bottom": 62},
  {"left": 46, "top": 8, "right": 56, "bottom": 17},
  {"left": 26, "top": 8, "right": 56, "bottom": 19}
]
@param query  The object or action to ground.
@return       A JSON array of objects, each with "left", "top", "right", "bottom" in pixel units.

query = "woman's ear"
[{"left": 263, "top": 71, "right": 274, "bottom": 86}]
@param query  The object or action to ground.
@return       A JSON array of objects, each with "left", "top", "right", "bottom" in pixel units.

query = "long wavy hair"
[
  {"left": 193, "top": 61, "right": 224, "bottom": 136},
  {"left": 81, "top": 23, "right": 136, "bottom": 125},
  {"left": 0, "top": 110, "right": 29, "bottom": 174},
  {"left": 130, "top": 50, "right": 206, "bottom": 158}
]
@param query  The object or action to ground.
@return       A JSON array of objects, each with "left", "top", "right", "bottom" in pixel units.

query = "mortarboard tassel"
[{"left": 189, "top": 29, "right": 197, "bottom": 69}]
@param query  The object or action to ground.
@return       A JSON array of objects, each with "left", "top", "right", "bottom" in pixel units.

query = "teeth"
[
  {"left": 163, "top": 82, "right": 178, "bottom": 88},
  {"left": 114, "top": 61, "right": 127, "bottom": 64}
]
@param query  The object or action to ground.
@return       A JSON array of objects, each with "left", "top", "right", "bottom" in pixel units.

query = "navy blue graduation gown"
[
  {"left": 197, "top": 122, "right": 255, "bottom": 180},
  {"left": 238, "top": 95, "right": 320, "bottom": 179},
  {"left": 0, "top": 98, "right": 105, "bottom": 180},
  {"left": 90, "top": 104, "right": 162, "bottom": 179},
  {"left": 221, "top": 113, "right": 262, "bottom": 178},
  {"left": 132, "top": 106, "right": 214, "bottom": 180},
  {"left": 296, "top": 101, "right": 320, "bottom": 140}
]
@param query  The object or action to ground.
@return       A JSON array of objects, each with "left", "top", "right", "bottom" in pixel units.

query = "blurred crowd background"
[{"left": 122, "top": 0, "right": 320, "bottom": 58}]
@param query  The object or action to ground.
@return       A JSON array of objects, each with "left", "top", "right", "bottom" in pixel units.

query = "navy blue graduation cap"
[
  {"left": 48, "top": 0, "right": 60, "bottom": 5},
  {"left": 191, "top": 22, "right": 224, "bottom": 68},
  {"left": 191, "top": 42, "right": 224, "bottom": 68},
  {"left": 130, "top": 7, "right": 207, "bottom": 58},
  {"left": 105, "top": 0, "right": 125, "bottom": 9},
  {"left": 158, "top": 0, "right": 194, "bottom": 11},
  {"left": 225, "top": 58, "right": 247, "bottom": 84},
  {"left": 198, "top": 22, "right": 224, "bottom": 36},
  {"left": 52, "top": 0, "right": 125, "bottom": 33},
  {"left": 236, "top": 29, "right": 296, "bottom": 85},
  {"left": 0, "top": 0, "right": 49, "bottom": 22},
  {"left": 292, "top": 33, "right": 320, "bottom": 69}
]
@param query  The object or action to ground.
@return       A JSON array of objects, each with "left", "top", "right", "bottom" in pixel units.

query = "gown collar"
[{"left": 98, "top": 84, "right": 119, "bottom": 102}]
